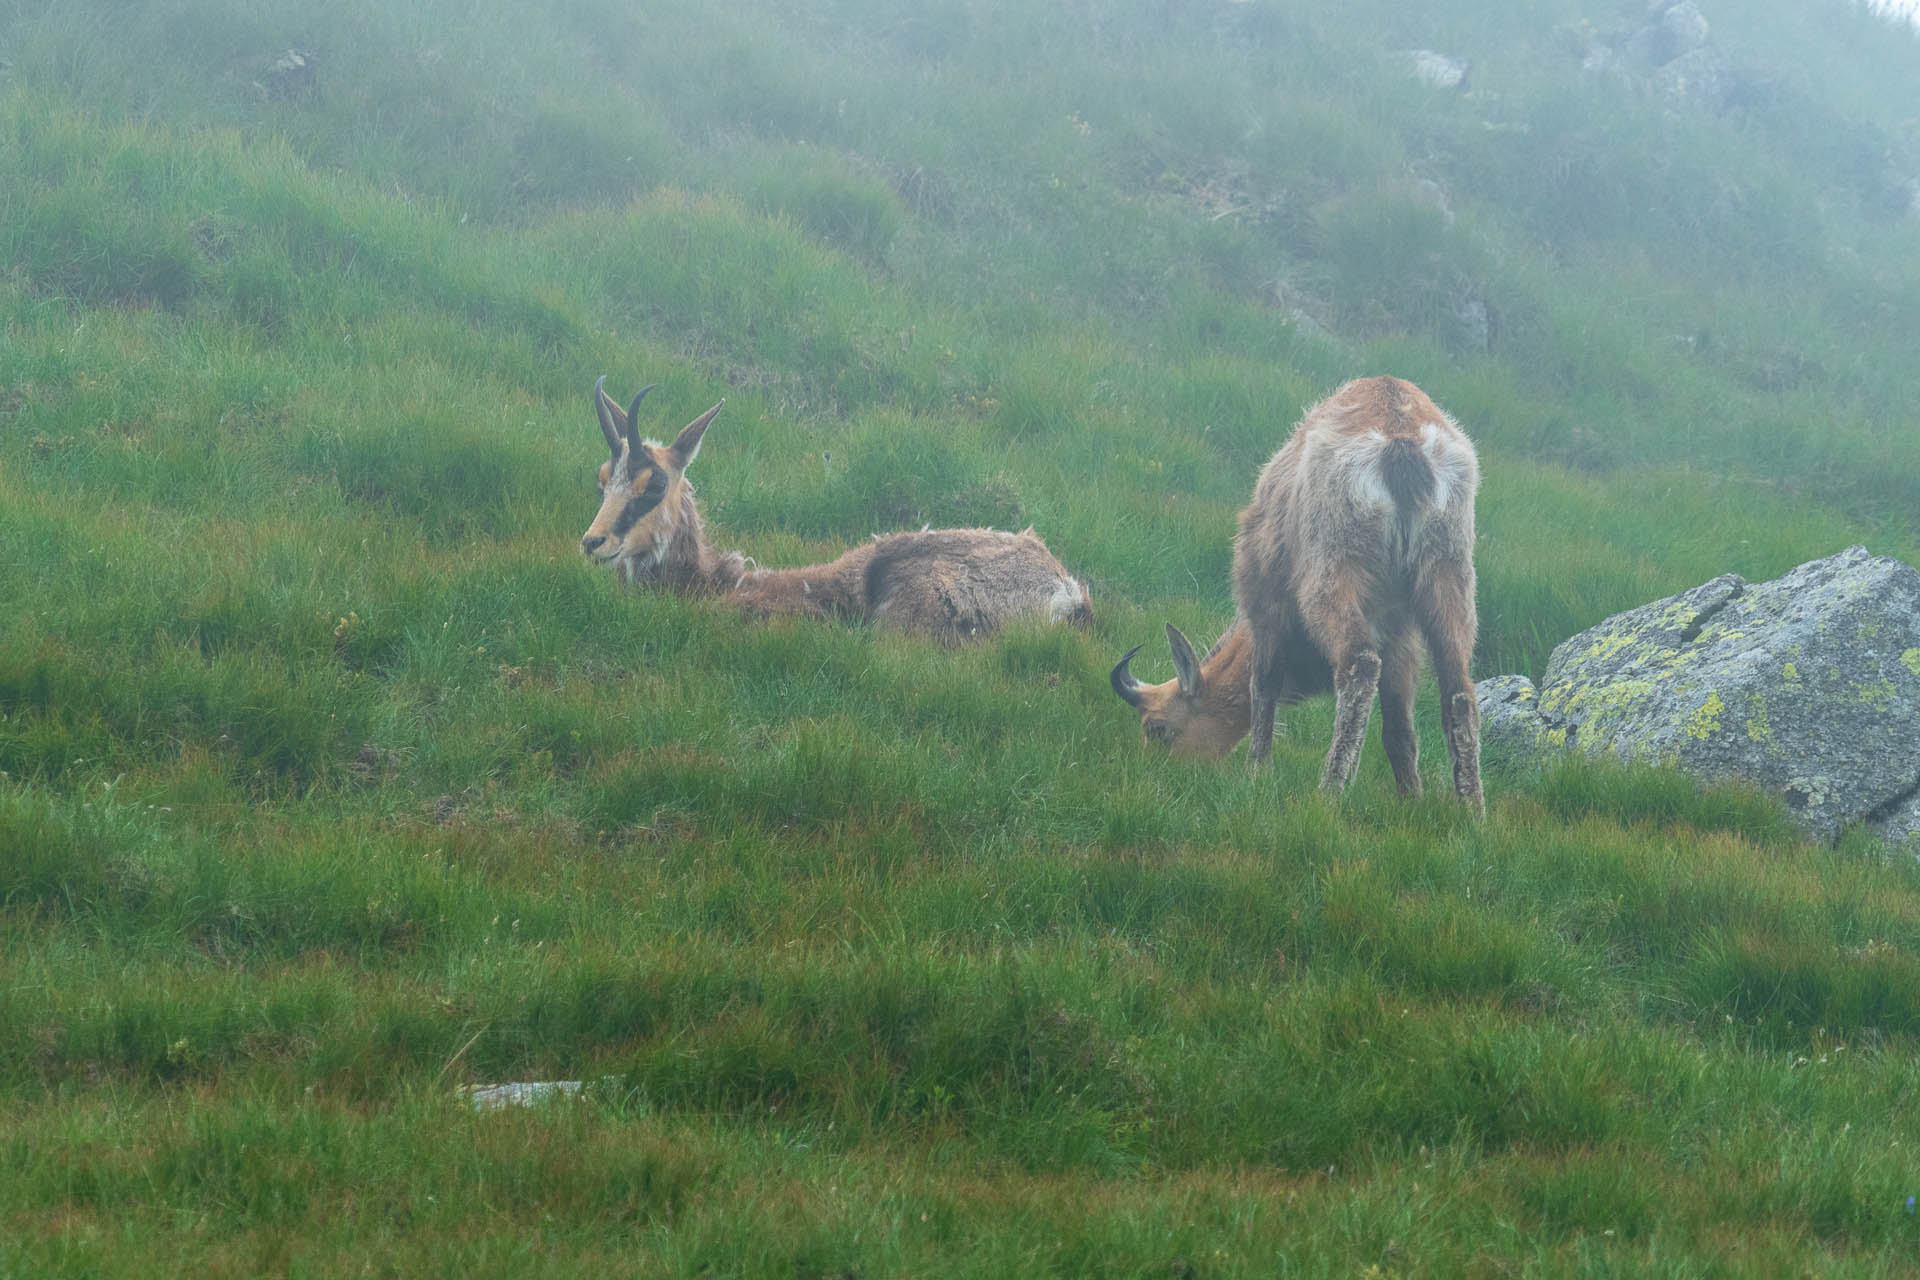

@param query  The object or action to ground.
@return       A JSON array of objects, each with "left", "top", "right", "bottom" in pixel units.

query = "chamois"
[
  {"left": 580, "top": 378, "right": 1093, "bottom": 642},
  {"left": 1110, "top": 618, "right": 1263, "bottom": 759},
  {"left": 1112, "top": 376, "right": 1482, "bottom": 810}
]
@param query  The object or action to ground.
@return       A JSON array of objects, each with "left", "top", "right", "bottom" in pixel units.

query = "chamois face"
[
  {"left": 1110, "top": 624, "right": 1247, "bottom": 760},
  {"left": 579, "top": 379, "right": 721, "bottom": 580}
]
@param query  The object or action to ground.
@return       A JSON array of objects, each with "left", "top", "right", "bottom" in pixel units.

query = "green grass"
[{"left": 5, "top": 0, "right": 1920, "bottom": 1273}]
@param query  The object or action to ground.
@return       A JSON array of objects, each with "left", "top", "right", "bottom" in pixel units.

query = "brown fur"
[
  {"left": 580, "top": 380, "right": 1093, "bottom": 644},
  {"left": 1112, "top": 376, "right": 1482, "bottom": 811},
  {"left": 1238, "top": 376, "right": 1481, "bottom": 808}
]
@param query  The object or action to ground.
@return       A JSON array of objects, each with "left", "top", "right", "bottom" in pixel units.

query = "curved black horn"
[
  {"left": 622, "top": 385, "right": 656, "bottom": 450},
  {"left": 1109, "top": 644, "right": 1147, "bottom": 708},
  {"left": 594, "top": 375, "right": 624, "bottom": 458}
]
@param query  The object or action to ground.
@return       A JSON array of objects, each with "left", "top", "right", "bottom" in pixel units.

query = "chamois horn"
[
  {"left": 623, "top": 385, "right": 654, "bottom": 452},
  {"left": 1109, "top": 643, "right": 1147, "bottom": 708},
  {"left": 593, "top": 377, "right": 655, "bottom": 461}
]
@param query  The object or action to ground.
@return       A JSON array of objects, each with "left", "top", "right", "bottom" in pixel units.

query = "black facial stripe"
[{"left": 610, "top": 468, "right": 669, "bottom": 538}]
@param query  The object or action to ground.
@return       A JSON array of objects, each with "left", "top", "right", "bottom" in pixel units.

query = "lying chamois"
[
  {"left": 580, "top": 379, "right": 1093, "bottom": 642},
  {"left": 1112, "top": 376, "right": 1482, "bottom": 810}
]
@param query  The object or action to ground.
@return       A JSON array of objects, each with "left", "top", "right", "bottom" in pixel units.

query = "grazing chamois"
[
  {"left": 1112, "top": 376, "right": 1482, "bottom": 810},
  {"left": 1110, "top": 618, "right": 1263, "bottom": 759},
  {"left": 580, "top": 378, "right": 1093, "bottom": 642}
]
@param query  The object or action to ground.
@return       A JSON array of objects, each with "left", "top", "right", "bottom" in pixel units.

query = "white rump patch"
[
  {"left": 1421, "top": 423, "right": 1454, "bottom": 510},
  {"left": 1350, "top": 467, "right": 1393, "bottom": 509},
  {"left": 1048, "top": 577, "right": 1089, "bottom": 622},
  {"left": 1420, "top": 420, "right": 1476, "bottom": 511}
]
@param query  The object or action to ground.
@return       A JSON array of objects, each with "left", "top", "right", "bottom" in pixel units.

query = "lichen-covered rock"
[
  {"left": 1477, "top": 546, "right": 1920, "bottom": 844},
  {"left": 1885, "top": 792, "right": 1920, "bottom": 852},
  {"left": 1476, "top": 674, "right": 1547, "bottom": 762}
]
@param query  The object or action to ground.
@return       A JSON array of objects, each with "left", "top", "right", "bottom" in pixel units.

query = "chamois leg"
[
  {"left": 1246, "top": 619, "right": 1288, "bottom": 769},
  {"left": 1378, "top": 635, "right": 1422, "bottom": 797},
  {"left": 1304, "top": 581, "right": 1380, "bottom": 794},
  {"left": 1417, "top": 568, "right": 1483, "bottom": 813}
]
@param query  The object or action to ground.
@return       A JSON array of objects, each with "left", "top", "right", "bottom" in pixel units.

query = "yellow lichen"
[
  {"left": 1656, "top": 601, "right": 1697, "bottom": 628},
  {"left": 1582, "top": 630, "right": 1638, "bottom": 665},
  {"left": 1782, "top": 661, "right": 1800, "bottom": 683},
  {"left": 1684, "top": 690, "right": 1725, "bottom": 740},
  {"left": 1903, "top": 648, "right": 1920, "bottom": 678},
  {"left": 1744, "top": 692, "right": 1772, "bottom": 745},
  {"left": 1854, "top": 678, "right": 1897, "bottom": 712}
]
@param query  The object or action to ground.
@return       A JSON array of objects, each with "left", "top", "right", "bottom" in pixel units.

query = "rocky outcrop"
[
  {"left": 256, "top": 48, "right": 317, "bottom": 101},
  {"left": 1626, "top": 1, "right": 1711, "bottom": 66},
  {"left": 1579, "top": 2, "right": 1733, "bottom": 112},
  {"left": 1479, "top": 547, "right": 1920, "bottom": 846}
]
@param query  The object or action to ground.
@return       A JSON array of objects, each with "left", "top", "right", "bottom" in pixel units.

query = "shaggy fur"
[
  {"left": 1113, "top": 376, "right": 1482, "bottom": 811},
  {"left": 580, "top": 379, "right": 1092, "bottom": 643},
  {"left": 1237, "top": 375, "right": 1482, "bottom": 807}
]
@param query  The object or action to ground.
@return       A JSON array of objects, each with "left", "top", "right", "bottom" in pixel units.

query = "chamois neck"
[
  {"left": 1205, "top": 622, "right": 1254, "bottom": 716},
  {"left": 629, "top": 481, "right": 749, "bottom": 594}
]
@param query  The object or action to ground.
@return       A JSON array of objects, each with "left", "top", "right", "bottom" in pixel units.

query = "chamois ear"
[
  {"left": 1109, "top": 643, "right": 1147, "bottom": 708},
  {"left": 668, "top": 401, "right": 724, "bottom": 472},
  {"left": 1166, "top": 623, "right": 1203, "bottom": 699},
  {"left": 593, "top": 376, "right": 626, "bottom": 460}
]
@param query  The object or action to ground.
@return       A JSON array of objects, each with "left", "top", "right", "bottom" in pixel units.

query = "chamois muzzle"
[{"left": 1110, "top": 644, "right": 1147, "bottom": 708}]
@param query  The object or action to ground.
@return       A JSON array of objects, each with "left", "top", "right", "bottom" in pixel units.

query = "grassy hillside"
[{"left": 5, "top": 0, "right": 1920, "bottom": 1273}]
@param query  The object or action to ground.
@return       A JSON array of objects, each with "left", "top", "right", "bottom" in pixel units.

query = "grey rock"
[
  {"left": 1476, "top": 674, "right": 1545, "bottom": 762},
  {"left": 1476, "top": 547, "right": 1920, "bottom": 844},
  {"left": 258, "top": 48, "right": 316, "bottom": 100},
  {"left": 465, "top": 1077, "right": 628, "bottom": 1110},
  {"left": 1659, "top": 2, "right": 1711, "bottom": 54},
  {"left": 1407, "top": 50, "right": 1469, "bottom": 91},
  {"left": 467, "top": 1080, "right": 583, "bottom": 1110},
  {"left": 1654, "top": 45, "right": 1731, "bottom": 110},
  {"left": 1632, "top": 1, "right": 1712, "bottom": 65},
  {"left": 1408, "top": 177, "right": 1454, "bottom": 224},
  {"left": 1453, "top": 295, "right": 1492, "bottom": 354},
  {"left": 1885, "top": 794, "right": 1920, "bottom": 851}
]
